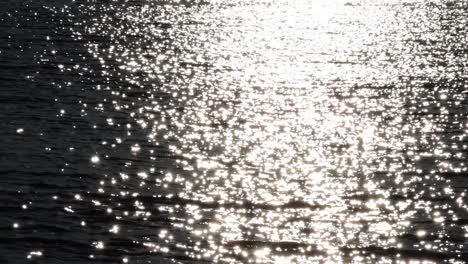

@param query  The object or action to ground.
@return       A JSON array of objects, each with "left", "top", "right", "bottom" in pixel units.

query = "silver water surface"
[{"left": 1, "top": 0, "right": 468, "bottom": 263}]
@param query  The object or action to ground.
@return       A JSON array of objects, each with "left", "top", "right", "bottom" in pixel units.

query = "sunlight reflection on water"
[
  {"left": 75, "top": 0, "right": 468, "bottom": 262},
  {"left": 5, "top": 0, "right": 468, "bottom": 263}
]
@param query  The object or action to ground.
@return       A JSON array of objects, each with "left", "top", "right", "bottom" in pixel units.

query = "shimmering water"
[{"left": 2, "top": 0, "right": 468, "bottom": 263}]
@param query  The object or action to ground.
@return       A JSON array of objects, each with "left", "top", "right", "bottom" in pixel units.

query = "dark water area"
[{"left": 1, "top": 0, "right": 468, "bottom": 263}]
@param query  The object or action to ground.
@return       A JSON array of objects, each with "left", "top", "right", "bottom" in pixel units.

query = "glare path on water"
[{"left": 21, "top": 0, "right": 468, "bottom": 263}]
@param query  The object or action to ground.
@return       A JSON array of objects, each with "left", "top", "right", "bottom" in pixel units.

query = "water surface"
[{"left": 1, "top": 0, "right": 468, "bottom": 263}]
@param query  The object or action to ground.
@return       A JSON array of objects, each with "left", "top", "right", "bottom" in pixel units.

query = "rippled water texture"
[{"left": 2, "top": 0, "right": 468, "bottom": 263}]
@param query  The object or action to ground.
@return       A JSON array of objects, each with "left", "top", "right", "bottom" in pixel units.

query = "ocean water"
[{"left": 1, "top": 0, "right": 468, "bottom": 263}]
